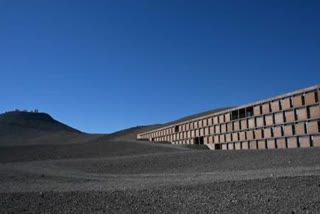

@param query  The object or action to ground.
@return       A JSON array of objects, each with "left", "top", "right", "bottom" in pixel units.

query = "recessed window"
[
  {"left": 246, "top": 107, "right": 254, "bottom": 117},
  {"left": 302, "top": 94, "right": 305, "bottom": 105},
  {"left": 174, "top": 126, "right": 179, "bottom": 133},
  {"left": 239, "top": 108, "right": 246, "bottom": 119},
  {"left": 307, "top": 107, "right": 311, "bottom": 118},
  {"left": 231, "top": 110, "right": 238, "bottom": 120},
  {"left": 292, "top": 124, "right": 296, "bottom": 135},
  {"left": 304, "top": 123, "right": 307, "bottom": 134}
]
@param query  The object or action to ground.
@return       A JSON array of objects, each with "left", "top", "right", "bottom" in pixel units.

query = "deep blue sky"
[{"left": 0, "top": 0, "right": 319, "bottom": 133}]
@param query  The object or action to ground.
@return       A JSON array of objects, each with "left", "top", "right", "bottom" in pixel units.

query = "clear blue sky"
[{"left": 0, "top": 0, "right": 319, "bottom": 133}]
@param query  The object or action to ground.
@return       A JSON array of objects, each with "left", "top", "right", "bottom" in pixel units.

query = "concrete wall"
[{"left": 137, "top": 85, "right": 320, "bottom": 150}]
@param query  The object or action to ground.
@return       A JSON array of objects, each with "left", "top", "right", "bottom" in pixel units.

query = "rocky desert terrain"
[{"left": 1, "top": 111, "right": 320, "bottom": 213}]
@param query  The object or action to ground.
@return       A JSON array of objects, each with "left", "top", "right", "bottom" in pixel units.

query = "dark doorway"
[
  {"left": 194, "top": 137, "right": 204, "bottom": 145},
  {"left": 215, "top": 144, "right": 221, "bottom": 150}
]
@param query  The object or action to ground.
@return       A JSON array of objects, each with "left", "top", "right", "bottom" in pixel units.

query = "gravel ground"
[
  {"left": 0, "top": 139, "right": 188, "bottom": 163},
  {"left": 1, "top": 176, "right": 320, "bottom": 214},
  {"left": 58, "top": 147, "right": 320, "bottom": 174},
  {"left": 1, "top": 136, "right": 320, "bottom": 213}
]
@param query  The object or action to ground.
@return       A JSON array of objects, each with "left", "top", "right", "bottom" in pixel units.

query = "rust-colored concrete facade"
[{"left": 137, "top": 85, "right": 320, "bottom": 150}]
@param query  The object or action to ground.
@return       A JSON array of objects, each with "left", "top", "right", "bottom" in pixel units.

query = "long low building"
[{"left": 137, "top": 84, "right": 320, "bottom": 150}]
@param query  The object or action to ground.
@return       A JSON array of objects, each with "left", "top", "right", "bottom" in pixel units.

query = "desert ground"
[{"left": 1, "top": 112, "right": 320, "bottom": 213}]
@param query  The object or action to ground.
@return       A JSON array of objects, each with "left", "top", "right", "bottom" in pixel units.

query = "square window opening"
[
  {"left": 215, "top": 143, "right": 221, "bottom": 150},
  {"left": 246, "top": 106, "right": 254, "bottom": 117},
  {"left": 239, "top": 108, "right": 246, "bottom": 119},
  {"left": 175, "top": 126, "right": 179, "bottom": 133},
  {"left": 231, "top": 110, "right": 239, "bottom": 120}
]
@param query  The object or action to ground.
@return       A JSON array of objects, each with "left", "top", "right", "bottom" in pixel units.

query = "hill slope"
[
  {"left": 105, "top": 124, "right": 163, "bottom": 141},
  {"left": 0, "top": 111, "right": 89, "bottom": 146},
  {"left": 0, "top": 111, "right": 81, "bottom": 133}
]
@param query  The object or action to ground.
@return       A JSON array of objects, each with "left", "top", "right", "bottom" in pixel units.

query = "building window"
[
  {"left": 239, "top": 108, "right": 246, "bottom": 119},
  {"left": 246, "top": 107, "right": 253, "bottom": 117},
  {"left": 231, "top": 110, "right": 238, "bottom": 120},
  {"left": 292, "top": 124, "right": 296, "bottom": 135}
]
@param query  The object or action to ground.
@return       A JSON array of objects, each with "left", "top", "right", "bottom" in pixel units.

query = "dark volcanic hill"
[
  {"left": 0, "top": 111, "right": 93, "bottom": 146},
  {"left": 0, "top": 111, "right": 80, "bottom": 133}
]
